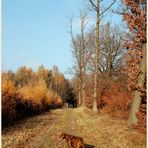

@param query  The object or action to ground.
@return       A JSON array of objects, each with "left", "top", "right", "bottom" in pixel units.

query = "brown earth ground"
[{"left": 2, "top": 108, "right": 146, "bottom": 148}]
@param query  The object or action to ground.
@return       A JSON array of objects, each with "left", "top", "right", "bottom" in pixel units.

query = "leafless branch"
[{"left": 100, "top": 0, "right": 116, "bottom": 16}]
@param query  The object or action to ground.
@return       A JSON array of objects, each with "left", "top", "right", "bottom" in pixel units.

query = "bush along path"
[{"left": 2, "top": 108, "right": 146, "bottom": 148}]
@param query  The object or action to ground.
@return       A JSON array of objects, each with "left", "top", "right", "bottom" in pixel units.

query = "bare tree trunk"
[
  {"left": 128, "top": 43, "right": 147, "bottom": 126},
  {"left": 78, "top": 84, "right": 82, "bottom": 106},
  {"left": 82, "top": 68, "right": 86, "bottom": 107},
  {"left": 93, "top": 0, "right": 99, "bottom": 112},
  {"left": 70, "top": 11, "right": 88, "bottom": 108},
  {"left": 81, "top": 11, "right": 86, "bottom": 107},
  {"left": 89, "top": 0, "right": 116, "bottom": 112}
]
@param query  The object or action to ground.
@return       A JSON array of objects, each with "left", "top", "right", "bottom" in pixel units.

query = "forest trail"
[{"left": 2, "top": 108, "right": 146, "bottom": 148}]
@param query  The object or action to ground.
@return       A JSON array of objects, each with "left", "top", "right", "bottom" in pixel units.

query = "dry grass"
[
  {"left": 74, "top": 108, "right": 146, "bottom": 148},
  {"left": 2, "top": 108, "right": 146, "bottom": 148}
]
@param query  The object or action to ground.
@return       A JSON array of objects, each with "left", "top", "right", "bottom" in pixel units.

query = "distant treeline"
[{"left": 2, "top": 65, "right": 75, "bottom": 126}]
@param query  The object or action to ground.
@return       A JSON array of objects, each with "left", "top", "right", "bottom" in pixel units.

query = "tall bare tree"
[
  {"left": 88, "top": 0, "right": 116, "bottom": 112},
  {"left": 70, "top": 10, "right": 92, "bottom": 107}
]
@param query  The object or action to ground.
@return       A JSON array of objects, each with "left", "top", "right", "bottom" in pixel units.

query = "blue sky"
[{"left": 2, "top": 0, "right": 122, "bottom": 79}]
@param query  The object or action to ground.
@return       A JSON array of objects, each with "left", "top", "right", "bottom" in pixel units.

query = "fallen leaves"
[{"left": 2, "top": 108, "right": 146, "bottom": 148}]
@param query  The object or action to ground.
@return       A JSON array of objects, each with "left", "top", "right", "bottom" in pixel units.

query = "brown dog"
[{"left": 59, "top": 132, "right": 85, "bottom": 148}]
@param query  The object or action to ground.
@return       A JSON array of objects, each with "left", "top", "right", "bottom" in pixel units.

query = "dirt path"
[{"left": 2, "top": 108, "right": 146, "bottom": 148}]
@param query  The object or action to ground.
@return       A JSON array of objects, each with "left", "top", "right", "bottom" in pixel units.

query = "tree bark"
[
  {"left": 128, "top": 43, "right": 147, "bottom": 126},
  {"left": 81, "top": 11, "right": 86, "bottom": 107},
  {"left": 82, "top": 68, "right": 86, "bottom": 107},
  {"left": 93, "top": 0, "right": 99, "bottom": 112},
  {"left": 70, "top": 11, "right": 88, "bottom": 108},
  {"left": 78, "top": 84, "right": 82, "bottom": 106}
]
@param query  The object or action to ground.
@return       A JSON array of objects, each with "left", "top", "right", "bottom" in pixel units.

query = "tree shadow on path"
[{"left": 84, "top": 143, "right": 95, "bottom": 148}]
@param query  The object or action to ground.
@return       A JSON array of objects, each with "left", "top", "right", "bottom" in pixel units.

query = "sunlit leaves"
[
  {"left": 123, "top": 0, "right": 146, "bottom": 132},
  {"left": 1, "top": 65, "right": 68, "bottom": 126}
]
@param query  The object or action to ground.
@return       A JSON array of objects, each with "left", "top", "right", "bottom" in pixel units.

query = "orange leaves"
[
  {"left": 123, "top": 0, "right": 146, "bottom": 45},
  {"left": 124, "top": 47, "right": 143, "bottom": 91},
  {"left": 2, "top": 74, "right": 15, "bottom": 96},
  {"left": 30, "top": 79, "right": 47, "bottom": 104},
  {"left": 98, "top": 73, "right": 132, "bottom": 119},
  {"left": 18, "top": 76, "right": 63, "bottom": 108},
  {"left": 2, "top": 66, "right": 66, "bottom": 126},
  {"left": 102, "top": 82, "right": 131, "bottom": 107},
  {"left": 123, "top": 0, "right": 146, "bottom": 132},
  {"left": 15, "top": 66, "right": 36, "bottom": 87},
  {"left": 46, "top": 90, "right": 54, "bottom": 104},
  {"left": 123, "top": 13, "right": 131, "bottom": 21},
  {"left": 85, "top": 72, "right": 132, "bottom": 119},
  {"left": 54, "top": 96, "right": 63, "bottom": 106},
  {"left": 2, "top": 74, "right": 18, "bottom": 125},
  {"left": 46, "top": 89, "right": 63, "bottom": 105},
  {"left": 19, "top": 79, "right": 47, "bottom": 104}
]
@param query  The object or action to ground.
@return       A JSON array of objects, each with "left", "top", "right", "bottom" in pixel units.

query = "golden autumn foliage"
[
  {"left": 2, "top": 66, "right": 67, "bottom": 126},
  {"left": 2, "top": 74, "right": 18, "bottom": 125},
  {"left": 2, "top": 74, "right": 15, "bottom": 95},
  {"left": 19, "top": 79, "right": 63, "bottom": 108},
  {"left": 19, "top": 79, "right": 48, "bottom": 104}
]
